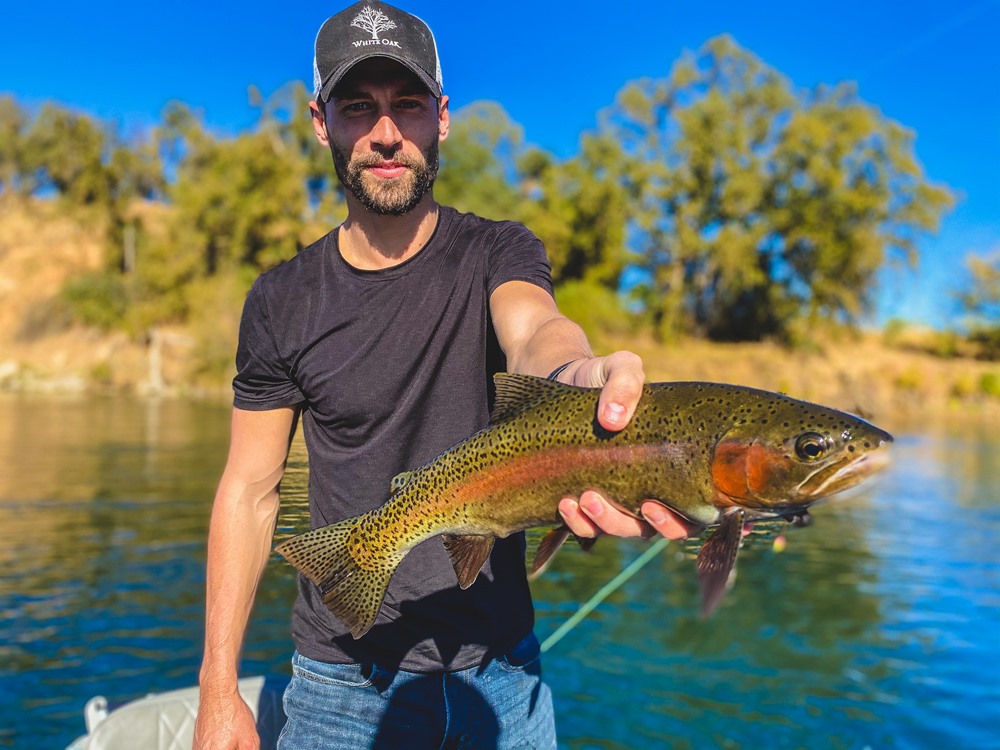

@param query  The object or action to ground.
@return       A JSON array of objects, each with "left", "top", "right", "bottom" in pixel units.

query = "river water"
[{"left": 0, "top": 393, "right": 997, "bottom": 749}]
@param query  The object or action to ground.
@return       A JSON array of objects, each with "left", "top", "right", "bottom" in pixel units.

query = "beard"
[{"left": 332, "top": 138, "right": 440, "bottom": 216}]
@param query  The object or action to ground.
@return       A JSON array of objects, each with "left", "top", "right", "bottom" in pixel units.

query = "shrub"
[
  {"left": 979, "top": 372, "right": 1000, "bottom": 399},
  {"left": 60, "top": 271, "right": 128, "bottom": 330}
]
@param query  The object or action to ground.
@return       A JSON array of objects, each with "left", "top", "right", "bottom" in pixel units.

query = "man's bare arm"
[{"left": 194, "top": 406, "right": 297, "bottom": 750}]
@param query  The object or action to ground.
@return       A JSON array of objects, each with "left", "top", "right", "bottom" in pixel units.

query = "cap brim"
[{"left": 319, "top": 53, "right": 442, "bottom": 101}]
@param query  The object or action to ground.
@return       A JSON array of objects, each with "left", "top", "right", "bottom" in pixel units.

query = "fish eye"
[{"left": 794, "top": 432, "right": 831, "bottom": 461}]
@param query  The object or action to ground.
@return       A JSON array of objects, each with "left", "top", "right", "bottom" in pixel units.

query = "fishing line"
[{"left": 539, "top": 536, "right": 670, "bottom": 653}]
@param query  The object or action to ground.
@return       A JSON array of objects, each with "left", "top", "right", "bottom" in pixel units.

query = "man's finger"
[
  {"left": 641, "top": 502, "right": 695, "bottom": 540},
  {"left": 558, "top": 496, "right": 600, "bottom": 538},
  {"left": 559, "top": 490, "right": 656, "bottom": 538},
  {"left": 593, "top": 351, "right": 644, "bottom": 432}
]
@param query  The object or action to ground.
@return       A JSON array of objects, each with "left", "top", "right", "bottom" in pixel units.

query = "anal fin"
[
  {"left": 443, "top": 534, "right": 495, "bottom": 589},
  {"left": 696, "top": 508, "right": 746, "bottom": 617}
]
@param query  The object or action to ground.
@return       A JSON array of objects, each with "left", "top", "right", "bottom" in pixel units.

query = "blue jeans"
[{"left": 277, "top": 632, "right": 556, "bottom": 750}]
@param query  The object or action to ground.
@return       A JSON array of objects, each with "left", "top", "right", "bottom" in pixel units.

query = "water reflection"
[
  {"left": 0, "top": 395, "right": 998, "bottom": 750},
  {"left": 0, "top": 394, "right": 235, "bottom": 748}
]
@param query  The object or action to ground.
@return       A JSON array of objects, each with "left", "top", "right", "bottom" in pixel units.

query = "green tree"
[
  {"left": 102, "top": 133, "right": 166, "bottom": 274},
  {"left": 960, "top": 253, "right": 1000, "bottom": 319},
  {"left": 439, "top": 103, "right": 632, "bottom": 297},
  {"left": 4, "top": 97, "right": 164, "bottom": 272},
  {"left": 435, "top": 102, "right": 637, "bottom": 336},
  {"left": 0, "top": 95, "right": 29, "bottom": 195},
  {"left": 57, "top": 90, "right": 335, "bottom": 337},
  {"left": 20, "top": 103, "right": 112, "bottom": 205},
  {"left": 166, "top": 100, "right": 308, "bottom": 273},
  {"left": 604, "top": 35, "right": 953, "bottom": 342},
  {"left": 770, "top": 84, "right": 952, "bottom": 334},
  {"left": 517, "top": 133, "right": 631, "bottom": 288},
  {"left": 437, "top": 101, "right": 525, "bottom": 220},
  {"left": 959, "top": 253, "right": 1000, "bottom": 359},
  {"left": 131, "top": 101, "right": 309, "bottom": 326},
  {"left": 252, "top": 81, "right": 345, "bottom": 227}
]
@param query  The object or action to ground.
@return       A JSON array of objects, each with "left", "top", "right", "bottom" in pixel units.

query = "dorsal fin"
[
  {"left": 390, "top": 471, "right": 414, "bottom": 494},
  {"left": 491, "top": 373, "right": 578, "bottom": 423}
]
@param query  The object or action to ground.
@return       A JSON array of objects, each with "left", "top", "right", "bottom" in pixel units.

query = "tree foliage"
[
  {"left": 517, "top": 134, "right": 631, "bottom": 288},
  {"left": 0, "top": 96, "right": 30, "bottom": 194},
  {"left": 439, "top": 103, "right": 632, "bottom": 294},
  {"left": 437, "top": 101, "right": 525, "bottom": 220},
  {"left": 159, "top": 102, "right": 307, "bottom": 275},
  {"left": 603, "top": 35, "right": 954, "bottom": 341},
  {"left": 251, "top": 81, "right": 345, "bottom": 222},
  {"left": 959, "top": 253, "right": 1000, "bottom": 359},
  {"left": 960, "top": 254, "right": 1000, "bottom": 319},
  {"left": 1, "top": 97, "right": 164, "bottom": 209},
  {"left": 2, "top": 36, "right": 955, "bottom": 352}
]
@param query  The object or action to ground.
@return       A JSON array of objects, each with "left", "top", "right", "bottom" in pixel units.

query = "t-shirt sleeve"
[
  {"left": 232, "top": 278, "right": 306, "bottom": 411},
  {"left": 486, "top": 222, "right": 554, "bottom": 298}
]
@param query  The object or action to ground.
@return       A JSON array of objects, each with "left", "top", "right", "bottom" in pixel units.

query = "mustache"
[{"left": 351, "top": 152, "right": 425, "bottom": 171}]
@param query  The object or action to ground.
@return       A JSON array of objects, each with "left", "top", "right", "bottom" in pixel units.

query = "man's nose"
[{"left": 370, "top": 114, "right": 403, "bottom": 149}]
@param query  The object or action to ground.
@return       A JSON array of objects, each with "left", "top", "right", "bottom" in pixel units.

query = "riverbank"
[
  {"left": 2, "top": 198, "right": 997, "bottom": 427},
  {"left": 3, "top": 323, "right": 998, "bottom": 431}
]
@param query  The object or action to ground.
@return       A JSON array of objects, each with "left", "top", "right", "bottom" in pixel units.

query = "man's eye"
[
  {"left": 397, "top": 100, "right": 422, "bottom": 110},
  {"left": 342, "top": 102, "right": 371, "bottom": 114}
]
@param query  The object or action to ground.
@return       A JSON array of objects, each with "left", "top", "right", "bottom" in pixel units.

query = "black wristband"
[{"left": 547, "top": 360, "right": 578, "bottom": 381}]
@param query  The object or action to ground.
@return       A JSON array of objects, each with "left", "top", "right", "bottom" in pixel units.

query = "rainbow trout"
[{"left": 276, "top": 374, "right": 892, "bottom": 638}]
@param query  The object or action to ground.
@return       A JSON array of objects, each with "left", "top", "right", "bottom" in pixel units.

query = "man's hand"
[
  {"left": 556, "top": 350, "right": 696, "bottom": 542},
  {"left": 192, "top": 687, "right": 259, "bottom": 750},
  {"left": 564, "top": 350, "right": 645, "bottom": 431},
  {"left": 558, "top": 493, "right": 694, "bottom": 541}
]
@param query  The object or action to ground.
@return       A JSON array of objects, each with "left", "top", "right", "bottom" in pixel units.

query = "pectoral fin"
[
  {"left": 529, "top": 526, "right": 570, "bottom": 578},
  {"left": 442, "top": 534, "right": 495, "bottom": 589},
  {"left": 696, "top": 508, "right": 746, "bottom": 617},
  {"left": 529, "top": 526, "right": 598, "bottom": 579}
]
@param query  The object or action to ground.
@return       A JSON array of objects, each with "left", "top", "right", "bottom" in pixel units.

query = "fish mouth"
[{"left": 797, "top": 447, "right": 892, "bottom": 499}]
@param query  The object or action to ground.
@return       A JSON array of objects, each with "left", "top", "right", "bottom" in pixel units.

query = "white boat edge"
[{"left": 65, "top": 675, "right": 288, "bottom": 750}]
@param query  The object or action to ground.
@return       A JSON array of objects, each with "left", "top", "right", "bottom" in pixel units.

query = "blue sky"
[{"left": 3, "top": 0, "right": 998, "bottom": 328}]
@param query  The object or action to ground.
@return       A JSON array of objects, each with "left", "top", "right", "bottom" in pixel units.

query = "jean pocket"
[
  {"left": 499, "top": 631, "right": 542, "bottom": 673},
  {"left": 291, "top": 652, "right": 380, "bottom": 688}
]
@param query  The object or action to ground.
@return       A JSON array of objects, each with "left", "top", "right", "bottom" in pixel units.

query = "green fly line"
[{"left": 539, "top": 536, "right": 670, "bottom": 653}]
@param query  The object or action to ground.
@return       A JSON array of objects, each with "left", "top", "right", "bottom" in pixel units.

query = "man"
[{"left": 193, "top": 2, "right": 692, "bottom": 748}]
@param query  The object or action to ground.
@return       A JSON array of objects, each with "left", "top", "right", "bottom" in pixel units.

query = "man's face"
[{"left": 315, "top": 58, "right": 449, "bottom": 216}]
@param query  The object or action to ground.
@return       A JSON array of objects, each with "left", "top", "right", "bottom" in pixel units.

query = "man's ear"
[
  {"left": 310, "top": 100, "right": 330, "bottom": 147},
  {"left": 437, "top": 95, "right": 450, "bottom": 142}
]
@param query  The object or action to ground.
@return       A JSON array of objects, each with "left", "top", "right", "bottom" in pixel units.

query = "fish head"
[{"left": 710, "top": 392, "right": 893, "bottom": 516}]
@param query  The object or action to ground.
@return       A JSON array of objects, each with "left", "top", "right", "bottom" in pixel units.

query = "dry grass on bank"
[
  {"left": 2, "top": 198, "right": 999, "bottom": 427},
  {"left": 598, "top": 333, "right": 1000, "bottom": 433}
]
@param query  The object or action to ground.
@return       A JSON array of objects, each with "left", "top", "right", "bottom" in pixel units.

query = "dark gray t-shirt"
[{"left": 233, "top": 206, "right": 552, "bottom": 672}]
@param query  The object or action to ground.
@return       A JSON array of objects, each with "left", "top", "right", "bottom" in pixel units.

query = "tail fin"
[{"left": 275, "top": 517, "right": 403, "bottom": 639}]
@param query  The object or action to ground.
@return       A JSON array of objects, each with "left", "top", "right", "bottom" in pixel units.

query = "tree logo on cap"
[{"left": 351, "top": 6, "right": 397, "bottom": 41}]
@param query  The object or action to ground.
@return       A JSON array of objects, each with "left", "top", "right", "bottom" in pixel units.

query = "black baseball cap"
[{"left": 313, "top": 1, "right": 443, "bottom": 102}]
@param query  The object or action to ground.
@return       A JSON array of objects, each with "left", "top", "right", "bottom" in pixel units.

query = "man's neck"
[{"left": 338, "top": 196, "right": 440, "bottom": 271}]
